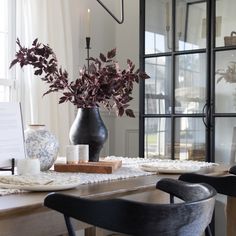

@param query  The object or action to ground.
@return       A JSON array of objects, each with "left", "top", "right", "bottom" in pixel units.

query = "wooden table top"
[{"left": 0, "top": 164, "right": 228, "bottom": 220}]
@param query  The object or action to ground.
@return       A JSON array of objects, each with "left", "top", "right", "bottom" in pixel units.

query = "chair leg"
[
  {"left": 170, "top": 194, "right": 174, "bottom": 203},
  {"left": 64, "top": 215, "right": 76, "bottom": 236}
]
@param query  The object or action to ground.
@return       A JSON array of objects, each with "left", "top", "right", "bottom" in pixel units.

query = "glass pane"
[
  {"left": 216, "top": 0, "right": 236, "bottom": 48},
  {"left": 215, "top": 50, "right": 236, "bottom": 113},
  {"left": 145, "top": 0, "right": 172, "bottom": 54},
  {"left": 215, "top": 118, "right": 236, "bottom": 165},
  {"left": 145, "top": 118, "right": 171, "bottom": 159},
  {"left": 176, "top": 0, "right": 206, "bottom": 51},
  {"left": 175, "top": 118, "right": 205, "bottom": 160},
  {"left": 175, "top": 53, "right": 206, "bottom": 114},
  {"left": 145, "top": 56, "right": 171, "bottom": 114}
]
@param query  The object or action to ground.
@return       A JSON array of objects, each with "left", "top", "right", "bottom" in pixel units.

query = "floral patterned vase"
[{"left": 24, "top": 124, "right": 59, "bottom": 171}]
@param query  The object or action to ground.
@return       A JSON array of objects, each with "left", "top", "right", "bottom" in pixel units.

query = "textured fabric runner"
[{"left": 0, "top": 156, "right": 218, "bottom": 196}]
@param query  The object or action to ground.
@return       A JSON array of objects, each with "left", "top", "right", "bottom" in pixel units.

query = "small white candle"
[
  {"left": 17, "top": 158, "right": 40, "bottom": 175},
  {"left": 166, "top": 2, "right": 170, "bottom": 26},
  {"left": 78, "top": 144, "right": 89, "bottom": 163},
  {"left": 66, "top": 145, "right": 78, "bottom": 164},
  {"left": 86, "top": 8, "right": 91, "bottom": 37}
]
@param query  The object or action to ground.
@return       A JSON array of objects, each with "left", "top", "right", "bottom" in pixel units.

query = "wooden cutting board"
[{"left": 54, "top": 160, "right": 122, "bottom": 174}]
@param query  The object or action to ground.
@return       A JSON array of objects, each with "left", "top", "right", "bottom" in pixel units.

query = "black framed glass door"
[
  {"left": 140, "top": 0, "right": 236, "bottom": 165},
  {"left": 140, "top": 0, "right": 209, "bottom": 161}
]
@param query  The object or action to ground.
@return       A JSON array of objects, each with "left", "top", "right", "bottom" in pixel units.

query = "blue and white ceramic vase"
[{"left": 24, "top": 124, "right": 59, "bottom": 171}]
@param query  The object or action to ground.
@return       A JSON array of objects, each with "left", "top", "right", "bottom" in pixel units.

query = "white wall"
[
  {"left": 69, "top": 0, "right": 116, "bottom": 80},
  {"left": 69, "top": 0, "right": 141, "bottom": 158},
  {"left": 109, "top": 0, "right": 140, "bottom": 157}
]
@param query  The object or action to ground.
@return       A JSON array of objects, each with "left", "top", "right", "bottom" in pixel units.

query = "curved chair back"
[
  {"left": 179, "top": 166, "right": 236, "bottom": 236},
  {"left": 179, "top": 173, "right": 236, "bottom": 197},
  {"left": 44, "top": 178, "right": 216, "bottom": 236}
]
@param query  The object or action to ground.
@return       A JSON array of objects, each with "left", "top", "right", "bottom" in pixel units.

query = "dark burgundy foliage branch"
[{"left": 10, "top": 38, "right": 149, "bottom": 117}]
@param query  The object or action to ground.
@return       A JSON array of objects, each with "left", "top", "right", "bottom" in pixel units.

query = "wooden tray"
[{"left": 54, "top": 160, "right": 122, "bottom": 174}]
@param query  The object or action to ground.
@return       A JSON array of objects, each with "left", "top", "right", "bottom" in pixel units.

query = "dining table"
[{"left": 0, "top": 157, "right": 230, "bottom": 236}]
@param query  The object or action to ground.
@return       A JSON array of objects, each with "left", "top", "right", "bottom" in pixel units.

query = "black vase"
[{"left": 69, "top": 108, "right": 108, "bottom": 162}]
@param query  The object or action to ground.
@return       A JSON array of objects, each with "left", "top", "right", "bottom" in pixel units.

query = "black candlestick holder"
[{"left": 86, "top": 37, "right": 91, "bottom": 72}]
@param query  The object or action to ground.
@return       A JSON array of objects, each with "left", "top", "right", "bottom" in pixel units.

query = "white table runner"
[{"left": 0, "top": 156, "right": 218, "bottom": 196}]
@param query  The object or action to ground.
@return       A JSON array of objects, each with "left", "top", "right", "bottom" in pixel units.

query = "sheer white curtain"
[{"left": 16, "top": 0, "right": 75, "bottom": 155}]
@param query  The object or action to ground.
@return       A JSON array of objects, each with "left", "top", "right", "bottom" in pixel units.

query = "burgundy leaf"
[
  {"left": 99, "top": 53, "right": 106, "bottom": 62},
  {"left": 10, "top": 39, "right": 150, "bottom": 117},
  {"left": 107, "top": 48, "right": 116, "bottom": 59},
  {"left": 16, "top": 38, "right": 23, "bottom": 49},
  {"left": 89, "top": 57, "right": 96, "bottom": 61},
  {"left": 43, "top": 89, "right": 58, "bottom": 96},
  {"left": 118, "top": 107, "right": 124, "bottom": 116},
  {"left": 32, "top": 38, "right": 38, "bottom": 46},
  {"left": 49, "top": 58, "right": 55, "bottom": 64},
  {"left": 9, "top": 59, "right": 19, "bottom": 69},
  {"left": 135, "top": 69, "right": 140, "bottom": 74},
  {"left": 139, "top": 71, "right": 150, "bottom": 79},
  {"left": 127, "top": 59, "right": 132, "bottom": 67},
  {"left": 35, "top": 69, "right": 43, "bottom": 75},
  {"left": 63, "top": 92, "right": 73, "bottom": 96},
  {"left": 125, "top": 109, "right": 135, "bottom": 118},
  {"left": 130, "top": 64, "right": 135, "bottom": 72},
  {"left": 59, "top": 96, "right": 68, "bottom": 104}
]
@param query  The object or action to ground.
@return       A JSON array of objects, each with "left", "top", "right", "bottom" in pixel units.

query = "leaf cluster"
[{"left": 10, "top": 39, "right": 149, "bottom": 117}]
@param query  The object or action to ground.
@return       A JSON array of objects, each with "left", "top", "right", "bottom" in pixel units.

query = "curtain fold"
[{"left": 16, "top": 0, "right": 75, "bottom": 155}]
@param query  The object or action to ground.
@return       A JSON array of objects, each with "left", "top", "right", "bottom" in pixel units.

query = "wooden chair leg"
[
  {"left": 85, "top": 227, "right": 107, "bottom": 236},
  {"left": 85, "top": 227, "right": 96, "bottom": 236}
]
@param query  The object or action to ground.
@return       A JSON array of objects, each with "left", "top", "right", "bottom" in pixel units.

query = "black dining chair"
[
  {"left": 179, "top": 165, "right": 236, "bottom": 236},
  {"left": 44, "top": 178, "right": 216, "bottom": 236}
]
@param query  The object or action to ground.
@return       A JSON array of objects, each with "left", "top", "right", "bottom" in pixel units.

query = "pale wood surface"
[
  {"left": 0, "top": 164, "right": 228, "bottom": 236},
  {"left": 54, "top": 160, "right": 122, "bottom": 174}
]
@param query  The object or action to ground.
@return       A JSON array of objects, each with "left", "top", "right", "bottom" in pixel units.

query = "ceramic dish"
[
  {"left": 0, "top": 174, "right": 80, "bottom": 191},
  {"left": 140, "top": 164, "right": 200, "bottom": 174}
]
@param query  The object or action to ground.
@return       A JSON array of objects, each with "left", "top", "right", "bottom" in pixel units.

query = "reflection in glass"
[
  {"left": 215, "top": 118, "right": 236, "bottom": 165},
  {"left": 175, "top": 118, "right": 205, "bottom": 160},
  {"left": 215, "top": 50, "right": 236, "bottom": 113},
  {"left": 216, "top": 0, "right": 236, "bottom": 47},
  {"left": 176, "top": 0, "right": 206, "bottom": 51},
  {"left": 175, "top": 53, "right": 206, "bottom": 114},
  {"left": 145, "top": 118, "right": 171, "bottom": 159},
  {"left": 145, "top": 0, "right": 172, "bottom": 54},
  {"left": 145, "top": 57, "right": 171, "bottom": 114}
]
